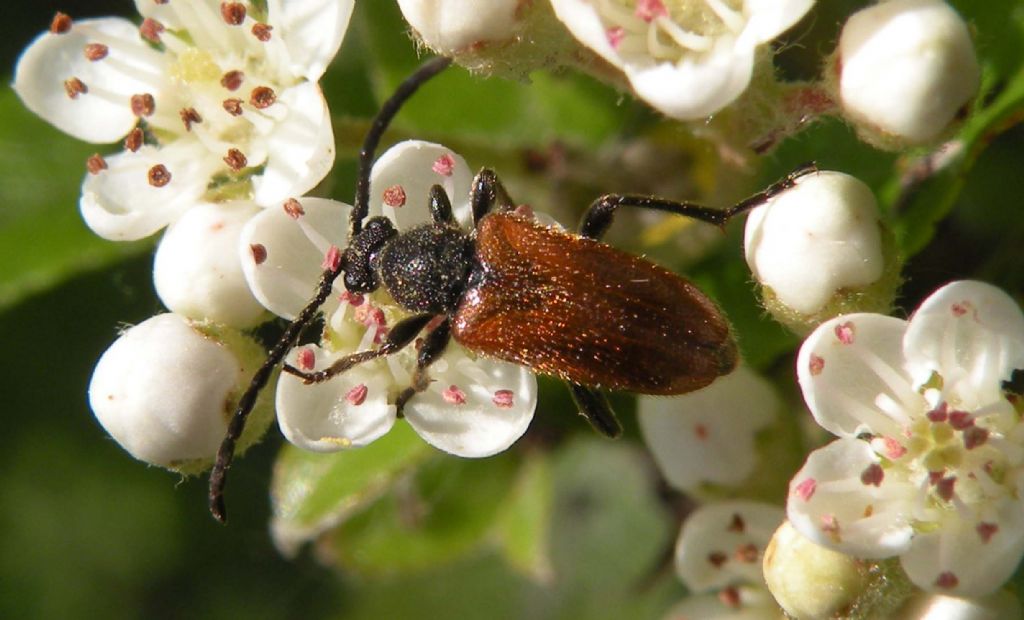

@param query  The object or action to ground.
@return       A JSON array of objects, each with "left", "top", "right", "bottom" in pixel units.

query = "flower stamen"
[
  {"left": 130, "top": 93, "right": 156, "bottom": 117},
  {"left": 148, "top": 164, "right": 172, "bottom": 187},
  {"left": 84, "top": 43, "right": 109, "bottom": 61},
  {"left": 64, "top": 77, "right": 88, "bottom": 99},
  {"left": 50, "top": 12, "right": 73, "bottom": 34}
]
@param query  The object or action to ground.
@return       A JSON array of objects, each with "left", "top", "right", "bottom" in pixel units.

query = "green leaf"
[
  {"left": 493, "top": 451, "right": 554, "bottom": 582},
  {"left": 270, "top": 423, "right": 432, "bottom": 555},
  {"left": 327, "top": 450, "right": 519, "bottom": 576},
  {"left": 0, "top": 87, "right": 148, "bottom": 310}
]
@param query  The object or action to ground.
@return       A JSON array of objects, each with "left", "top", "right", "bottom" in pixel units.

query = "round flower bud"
[
  {"left": 396, "top": 0, "right": 575, "bottom": 78},
  {"left": 744, "top": 170, "right": 900, "bottom": 333},
  {"left": 763, "top": 520, "right": 870, "bottom": 619},
  {"left": 833, "top": 0, "right": 980, "bottom": 148},
  {"left": 397, "top": 0, "right": 522, "bottom": 55},
  {"left": 154, "top": 202, "right": 266, "bottom": 328},
  {"left": 88, "top": 313, "right": 272, "bottom": 474}
]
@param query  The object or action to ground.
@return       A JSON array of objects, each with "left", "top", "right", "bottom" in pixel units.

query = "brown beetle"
[{"left": 208, "top": 57, "right": 814, "bottom": 522}]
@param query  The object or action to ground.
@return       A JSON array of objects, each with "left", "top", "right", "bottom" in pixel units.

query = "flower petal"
[
  {"left": 370, "top": 141, "right": 474, "bottom": 230},
  {"left": 904, "top": 281, "right": 1024, "bottom": 404},
  {"left": 548, "top": 0, "right": 626, "bottom": 70},
  {"left": 276, "top": 345, "right": 396, "bottom": 451},
  {"left": 787, "top": 438, "right": 916, "bottom": 559},
  {"left": 269, "top": 0, "right": 354, "bottom": 81},
  {"left": 740, "top": 0, "right": 814, "bottom": 46},
  {"left": 239, "top": 196, "right": 349, "bottom": 320},
  {"left": 80, "top": 143, "right": 212, "bottom": 240},
  {"left": 626, "top": 37, "right": 755, "bottom": 120},
  {"left": 675, "top": 500, "right": 783, "bottom": 592},
  {"left": 403, "top": 347, "right": 536, "bottom": 457},
  {"left": 154, "top": 201, "right": 266, "bottom": 328},
  {"left": 251, "top": 82, "right": 336, "bottom": 206},
  {"left": 638, "top": 366, "right": 777, "bottom": 492},
  {"left": 14, "top": 17, "right": 167, "bottom": 143},
  {"left": 900, "top": 496, "right": 1024, "bottom": 597},
  {"left": 797, "top": 313, "right": 920, "bottom": 438}
]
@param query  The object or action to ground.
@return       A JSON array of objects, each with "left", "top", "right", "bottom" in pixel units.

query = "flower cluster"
[
  {"left": 13, "top": 1, "right": 1018, "bottom": 614},
  {"left": 788, "top": 281, "right": 1024, "bottom": 597},
  {"left": 398, "top": 0, "right": 979, "bottom": 150},
  {"left": 242, "top": 141, "right": 538, "bottom": 456},
  {"left": 640, "top": 280, "right": 1024, "bottom": 615},
  {"left": 16, "top": 0, "right": 353, "bottom": 468},
  {"left": 16, "top": 0, "right": 349, "bottom": 242}
]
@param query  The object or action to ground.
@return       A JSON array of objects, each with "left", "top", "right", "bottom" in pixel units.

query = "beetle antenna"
[
  {"left": 208, "top": 56, "right": 453, "bottom": 524},
  {"left": 350, "top": 56, "right": 453, "bottom": 239}
]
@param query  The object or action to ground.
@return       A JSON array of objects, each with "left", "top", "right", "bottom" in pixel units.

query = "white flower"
[
  {"left": 787, "top": 281, "right": 1024, "bottom": 596},
  {"left": 397, "top": 0, "right": 524, "bottom": 55},
  {"left": 743, "top": 170, "right": 887, "bottom": 317},
  {"left": 154, "top": 201, "right": 267, "bottom": 327},
  {"left": 240, "top": 140, "right": 537, "bottom": 457},
  {"left": 14, "top": 0, "right": 352, "bottom": 241},
  {"left": 638, "top": 365, "right": 778, "bottom": 493},
  {"left": 667, "top": 501, "right": 784, "bottom": 620},
  {"left": 88, "top": 313, "right": 270, "bottom": 473},
  {"left": 835, "top": 0, "right": 980, "bottom": 147},
  {"left": 549, "top": 0, "right": 814, "bottom": 119}
]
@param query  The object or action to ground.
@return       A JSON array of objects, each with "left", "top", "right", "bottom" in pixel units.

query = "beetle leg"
[
  {"left": 283, "top": 313, "right": 435, "bottom": 383},
  {"left": 395, "top": 317, "right": 452, "bottom": 417},
  {"left": 578, "top": 162, "right": 818, "bottom": 240},
  {"left": 470, "top": 168, "right": 516, "bottom": 226},
  {"left": 428, "top": 185, "right": 457, "bottom": 225},
  {"left": 567, "top": 383, "right": 623, "bottom": 438}
]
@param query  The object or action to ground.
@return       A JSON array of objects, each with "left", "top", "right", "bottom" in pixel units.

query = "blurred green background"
[{"left": 3, "top": 1, "right": 1024, "bottom": 618}]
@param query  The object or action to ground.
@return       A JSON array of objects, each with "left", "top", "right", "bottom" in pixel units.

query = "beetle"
[{"left": 208, "top": 57, "right": 815, "bottom": 522}]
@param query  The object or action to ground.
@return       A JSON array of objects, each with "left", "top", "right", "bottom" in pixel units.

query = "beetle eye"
[{"left": 344, "top": 268, "right": 378, "bottom": 294}]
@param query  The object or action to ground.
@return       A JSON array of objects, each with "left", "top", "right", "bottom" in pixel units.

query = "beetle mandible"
[{"left": 208, "top": 57, "right": 815, "bottom": 522}]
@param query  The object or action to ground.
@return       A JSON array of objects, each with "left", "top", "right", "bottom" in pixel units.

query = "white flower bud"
[
  {"left": 88, "top": 313, "right": 271, "bottom": 474},
  {"left": 397, "top": 0, "right": 523, "bottom": 55},
  {"left": 154, "top": 202, "right": 266, "bottom": 328},
  {"left": 835, "top": 0, "right": 980, "bottom": 148},
  {"left": 744, "top": 170, "right": 897, "bottom": 332},
  {"left": 763, "top": 520, "right": 869, "bottom": 619}
]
